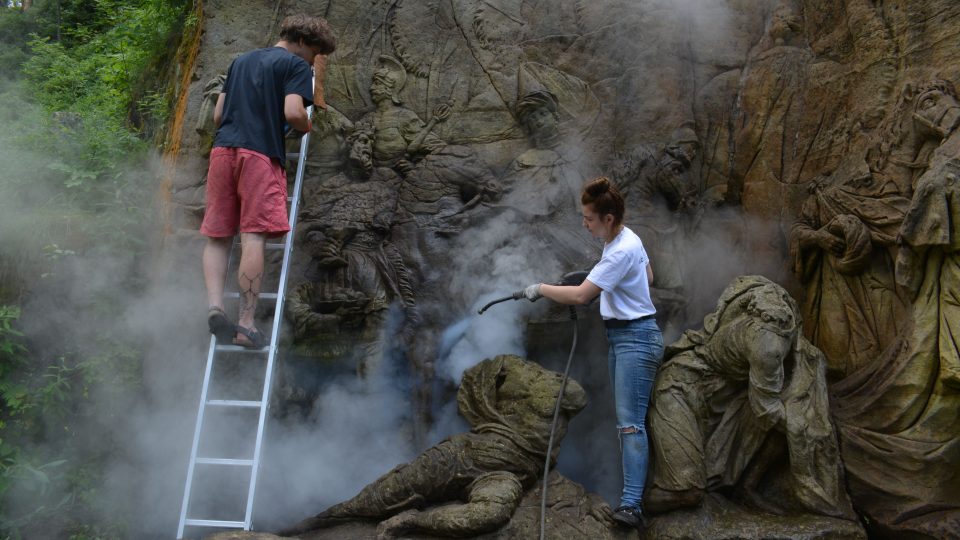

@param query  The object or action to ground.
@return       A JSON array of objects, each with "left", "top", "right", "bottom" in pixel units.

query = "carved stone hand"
[{"left": 816, "top": 228, "right": 845, "bottom": 255}]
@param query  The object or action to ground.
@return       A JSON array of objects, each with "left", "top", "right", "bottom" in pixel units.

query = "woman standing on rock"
[{"left": 521, "top": 176, "right": 664, "bottom": 532}]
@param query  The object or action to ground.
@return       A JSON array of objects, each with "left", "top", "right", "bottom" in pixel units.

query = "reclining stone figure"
[{"left": 278, "top": 355, "right": 588, "bottom": 538}]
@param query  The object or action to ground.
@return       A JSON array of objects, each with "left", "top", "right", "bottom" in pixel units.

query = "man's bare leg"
[
  {"left": 236, "top": 232, "right": 266, "bottom": 334},
  {"left": 203, "top": 236, "right": 232, "bottom": 310}
]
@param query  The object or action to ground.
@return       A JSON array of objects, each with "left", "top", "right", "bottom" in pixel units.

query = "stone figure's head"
[
  {"left": 868, "top": 78, "right": 960, "bottom": 176},
  {"left": 347, "top": 121, "right": 375, "bottom": 176},
  {"left": 741, "top": 283, "right": 799, "bottom": 340},
  {"left": 768, "top": 1, "right": 801, "bottom": 46},
  {"left": 516, "top": 90, "right": 561, "bottom": 145},
  {"left": 667, "top": 123, "right": 700, "bottom": 167},
  {"left": 703, "top": 276, "right": 801, "bottom": 343},
  {"left": 457, "top": 355, "right": 586, "bottom": 450},
  {"left": 371, "top": 55, "right": 407, "bottom": 106},
  {"left": 910, "top": 79, "right": 960, "bottom": 140}
]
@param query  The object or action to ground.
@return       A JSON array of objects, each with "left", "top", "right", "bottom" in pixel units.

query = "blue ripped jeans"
[{"left": 606, "top": 317, "right": 663, "bottom": 510}]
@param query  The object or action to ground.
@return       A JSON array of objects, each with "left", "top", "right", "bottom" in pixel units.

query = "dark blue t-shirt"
[{"left": 213, "top": 47, "right": 313, "bottom": 164}]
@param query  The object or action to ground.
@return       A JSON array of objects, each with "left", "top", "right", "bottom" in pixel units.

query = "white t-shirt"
[{"left": 585, "top": 226, "right": 656, "bottom": 320}]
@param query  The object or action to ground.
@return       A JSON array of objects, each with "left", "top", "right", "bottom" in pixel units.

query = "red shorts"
[{"left": 200, "top": 147, "right": 290, "bottom": 238}]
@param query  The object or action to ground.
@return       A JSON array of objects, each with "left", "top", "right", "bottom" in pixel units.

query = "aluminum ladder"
[{"left": 177, "top": 108, "right": 312, "bottom": 539}]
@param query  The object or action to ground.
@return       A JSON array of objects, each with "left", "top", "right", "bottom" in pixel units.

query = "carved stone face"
[
  {"left": 913, "top": 87, "right": 960, "bottom": 139},
  {"left": 370, "top": 73, "right": 394, "bottom": 104},
  {"left": 654, "top": 147, "right": 697, "bottom": 210},
  {"left": 666, "top": 142, "right": 698, "bottom": 167},
  {"left": 522, "top": 106, "right": 559, "bottom": 137},
  {"left": 768, "top": 5, "right": 801, "bottom": 44},
  {"left": 348, "top": 130, "right": 374, "bottom": 175},
  {"left": 746, "top": 288, "right": 798, "bottom": 339}
]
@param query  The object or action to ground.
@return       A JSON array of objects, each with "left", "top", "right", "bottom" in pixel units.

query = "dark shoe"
[
  {"left": 233, "top": 325, "right": 267, "bottom": 349},
  {"left": 208, "top": 307, "right": 236, "bottom": 342},
  {"left": 612, "top": 505, "right": 646, "bottom": 530}
]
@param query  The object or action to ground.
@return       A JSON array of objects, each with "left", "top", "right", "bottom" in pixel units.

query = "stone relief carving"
[
  {"left": 287, "top": 122, "right": 414, "bottom": 374},
  {"left": 490, "top": 90, "right": 598, "bottom": 275},
  {"left": 179, "top": 2, "right": 960, "bottom": 538},
  {"left": 790, "top": 79, "right": 960, "bottom": 378},
  {"left": 826, "top": 79, "right": 960, "bottom": 537},
  {"left": 609, "top": 123, "right": 703, "bottom": 334},
  {"left": 301, "top": 105, "right": 354, "bottom": 194},
  {"left": 645, "top": 275, "right": 855, "bottom": 522},
  {"left": 195, "top": 73, "right": 226, "bottom": 157},
  {"left": 360, "top": 55, "right": 447, "bottom": 172},
  {"left": 276, "top": 355, "right": 594, "bottom": 539},
  {"left": 384, "top": 0, "right": 601, "bottom": 146},
  {"left": 500, "top": 90, "right": 586, "bottom": 217},
  {"left": 288, "top": 56, "right": 504, "bottom": 444}
]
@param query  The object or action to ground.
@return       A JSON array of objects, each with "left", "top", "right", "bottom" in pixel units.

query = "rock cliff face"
[{"left": 169, "top": 1, "right": 960, "bottom": 538}]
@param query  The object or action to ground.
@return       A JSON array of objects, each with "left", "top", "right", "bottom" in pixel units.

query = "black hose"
[
  {"left": 540, "top": 305, "right": 578, "bottom": 540},
  {"left": 477, "top": 294, "right": 517, "bottom": 314}
]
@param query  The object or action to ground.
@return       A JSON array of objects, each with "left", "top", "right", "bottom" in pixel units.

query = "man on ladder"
[
  {"left": 202, "top": 14, "right": 336, "bottom": 348},
  {"left": 177, "top": 13, "right": 337, "bottom": 539}
]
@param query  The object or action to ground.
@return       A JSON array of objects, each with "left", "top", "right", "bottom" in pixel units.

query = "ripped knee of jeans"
[{"left": 616, "top": 425, "right": 642, "bottom": 453}]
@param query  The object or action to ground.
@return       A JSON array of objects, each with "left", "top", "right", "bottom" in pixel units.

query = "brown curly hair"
[{"left": 279, "top": 14, "right": 336, "bottom": 54}]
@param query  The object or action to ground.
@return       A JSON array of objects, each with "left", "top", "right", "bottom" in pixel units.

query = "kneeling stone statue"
[{"left": 646, "top": 275, "right": 855, "bottom": 519}]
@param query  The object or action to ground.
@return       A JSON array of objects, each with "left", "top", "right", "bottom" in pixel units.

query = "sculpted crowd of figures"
[
  {"left": 185, "top": 2, "right": 960, "bottom": 537},
  {"left": 197, "top": 59, "right": 960, "bottom": 538}
]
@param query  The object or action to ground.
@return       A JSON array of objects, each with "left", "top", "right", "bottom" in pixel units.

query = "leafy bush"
[{"left": 0, "top": 0, "right": 190, "bottom": 537}]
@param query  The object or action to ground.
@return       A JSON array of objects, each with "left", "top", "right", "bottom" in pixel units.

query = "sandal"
[
  {"left": 208, "top": 306, "right": 237, "bottom": 343},
  {"left": 234, "top": 325, "right": 267, "bottom": 349}
]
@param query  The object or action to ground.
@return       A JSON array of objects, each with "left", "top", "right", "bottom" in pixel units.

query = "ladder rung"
[
  {"left": 196, "top": 457, "right": 254, "bottom": 466},
  {"left": 207, "top": 399, "right": 263, "bottom": 408},
  {"left": 266, "top": 243, "right": 285, "bottom": 250},
  {"left": 287, "top": 196, "right": 293, "bottom": 202},
  {"left": 183, "top": 519, "right": 245, "bottom": 528},
  {"left": 214, "top": 344, "right": 269, "bottom": 353},
  {"left": 223, "top": 292, "right": 278, "bottom": 300},
  {"left": 286, "top": 152, "right": 300, "bottom": 160}
]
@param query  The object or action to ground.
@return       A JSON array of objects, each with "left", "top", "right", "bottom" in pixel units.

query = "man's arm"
[
  {"left": 647, "top": 262, "right": 654, "bottom": 286},
  {"left": 284, "top": 94, "right": 312, "bottom": 133},
  {"left": 213, "top": 93, "right": 226, "bottom": 127}
]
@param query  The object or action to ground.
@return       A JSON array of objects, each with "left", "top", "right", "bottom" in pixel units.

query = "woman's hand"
[{"left": 520, "top": 284, "right": 543, "bottom": 302}]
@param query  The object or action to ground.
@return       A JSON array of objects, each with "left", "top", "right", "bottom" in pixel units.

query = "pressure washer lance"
[
  {"left": 478, "top": 270, "right": 590, "bottom": 540},
  {"left": 477, "top": 271, "right": 590, "bottom": 314}
]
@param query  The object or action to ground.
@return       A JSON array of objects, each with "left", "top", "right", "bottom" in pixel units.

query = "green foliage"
[
  {"left": 0, "top": 5, "right": 31, "bottom": 74},
  {"left": 16, "top": 0, "right": 187, "bottom": 201},
  {"left": 0, "top": 0, "right": 191, "bottom": 537},
  {"left": 0, "top": 304, "right": 57, "bottom": 538},
  {"left": 0, "top": 0, "right": 189, "bottom": 282},
  {"left": 0, "top": 306, "right": 26, "bottom": 366},
  {"left": 0, "top": 299, "right": 141, "bottom": 538},
  {"left": 22, "top": 0, "right": 186, "bottom": 120}
]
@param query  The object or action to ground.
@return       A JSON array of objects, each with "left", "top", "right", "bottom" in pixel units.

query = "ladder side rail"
[
  {"left": 242, "top": 104, "right": 313, "bottom": 529},
  {"left": 177, "top": 335, "right": 220, "bottom": 538}
]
